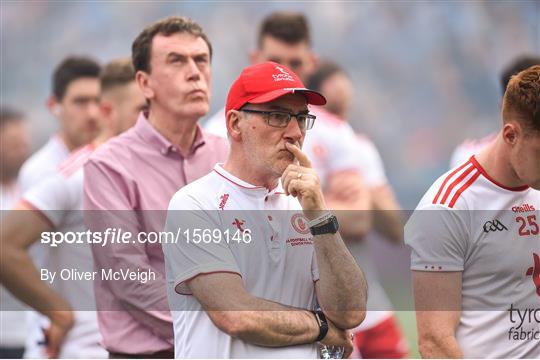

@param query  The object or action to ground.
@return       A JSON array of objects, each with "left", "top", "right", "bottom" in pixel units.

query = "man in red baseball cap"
[{"left": 163, "top": 61, "right": 367, "bottom": 358}]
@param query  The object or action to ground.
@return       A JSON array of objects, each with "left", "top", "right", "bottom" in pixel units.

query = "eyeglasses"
[{"left": 240, "top": 109, "right": 316, "bottom": 130}]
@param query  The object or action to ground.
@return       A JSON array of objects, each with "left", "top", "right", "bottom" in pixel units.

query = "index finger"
[{"left": 285, "top": 142, "right": 312, "bottom": 168}]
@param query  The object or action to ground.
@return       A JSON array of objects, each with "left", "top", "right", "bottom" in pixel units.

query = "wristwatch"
[
  {"left": 311, "top": 310, "right": 329, "bottom": 342},
  {"left": 309, "top": 214, "right": 339, "bottom": 236}
]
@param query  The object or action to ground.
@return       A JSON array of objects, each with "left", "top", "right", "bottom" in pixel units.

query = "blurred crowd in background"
[{"left": 2, "top": 1, "right": 539, "bottom": 209}]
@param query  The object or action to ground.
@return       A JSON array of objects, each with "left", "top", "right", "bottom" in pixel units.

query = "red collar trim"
[
  {"left": 212, "top": 164, "right": 284, "bottom": 194},
  {"left": 470, "top": 155, "right": 529, "bottom": 192},
  {"left": 213, "top": 165, "right": 266, "bottom": 190}
]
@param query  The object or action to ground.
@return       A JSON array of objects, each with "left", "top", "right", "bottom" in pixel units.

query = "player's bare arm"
[
  {"left": 282, "top": 142, "right": 367, "bottom": 329},
  {"left": 188, "top": 272, "right": 354, "bottom": 357},
  {"left": 0, "top": 202, "right": 74, "bottom": 358},
  {"left": 413, "top": 271, "right": 463, "bottom": 358},
  {"left": 324, "top": 170, "right": 373, "bottom": 238}
]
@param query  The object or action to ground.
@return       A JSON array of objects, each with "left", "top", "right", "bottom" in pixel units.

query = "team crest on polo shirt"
[
  {"left": 272, "top": 66, "right": 294, "bottom": 82},
  {"left": 291, "top": 213, "right": 310, "bottom": 235}
]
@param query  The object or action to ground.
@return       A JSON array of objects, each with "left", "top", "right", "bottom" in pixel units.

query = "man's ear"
[
  {"left": 226, "top": 110, "right": 242, "bottom": 141},
  {"left": 100, "top": 99, "right": 113, "bottom": 119},
  {"left": 307, "top": 53, "right": 319, "bottom": 76},
  {"left": 311, "top": 53, "right": 319, "bottom": 68},
  {"left": 249, "top": 49, "right": 260, "bottom": 66},
  {"left": 502, "top": 122, "right": 520, "bottom": 146},
  {"left": 46, "top": 96, "right": 61, "bottom": 117},
  {"left": 135, "top": 70, "right": 154, "bottom": 100}
]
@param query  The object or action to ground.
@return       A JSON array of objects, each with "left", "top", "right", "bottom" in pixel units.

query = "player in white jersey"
[
  {"left": 2, "top": 57, "right": 99, "bottom": 359},
  {"left": 405, "top": 65, "right": 540, "bottom": 358},
  {"left": 15, "top": 58, "right": 101, "bottom": 351},
  {"left": 0, "top": 58, "right": 145, "bottom": 358},
  {"left": 449, "top": 55, "right": 540, "bottom": 169},
  {"left": 164, "top": 61, "right": 367, "bottom": 358},
  {"left": 0, "top": 107, "right": 30, "bottom": 358},
  {"left": 18, "top": 56, "right": 101, "bottom": 192},
  {"left": 307, "top": 61, "right": 407, "bottom": 358}
]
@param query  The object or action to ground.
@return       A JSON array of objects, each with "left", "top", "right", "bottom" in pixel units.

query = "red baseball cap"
[{"left": 225, "top": 61, "right": 326, "bottom": 114}]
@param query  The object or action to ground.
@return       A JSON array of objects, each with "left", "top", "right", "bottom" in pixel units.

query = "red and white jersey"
[
  {"left": 164, "top": 164, "right": 319, "bottom": 358},
  {"left": 449, "top": 132, "right": 497, "bottom": 169},
  {"left": 405, "top": 155, "right": 540, "bottom": 358},
  {"left": 21, "top": 144, "right": 106, "bottom": 358},
  {"left": 307, "top": 110, "right": 396, "bottom": 333},
  {"left": 303, "top": 107, "right": 369, "bottom": 188}
]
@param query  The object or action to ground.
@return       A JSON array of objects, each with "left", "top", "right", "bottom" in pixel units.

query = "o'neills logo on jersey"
[
  {"left": 272, "top": 66, "right": 294, "bottom": 82},
  {"left": 291, "top": 213, "right": 310, "bottom": 235},
  {"left": 512, "top": 203, "right": 536, "bottom": 213}
]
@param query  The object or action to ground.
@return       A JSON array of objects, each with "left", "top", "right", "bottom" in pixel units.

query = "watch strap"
[
  {"left": 311, "top": 310, "right": 329, "bottom": 342},
  {"left": 309, "top": 214, "right": 339, "bottom": 236}
]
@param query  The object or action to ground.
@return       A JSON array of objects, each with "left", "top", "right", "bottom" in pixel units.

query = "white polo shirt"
[
  {"left": 164, "top": 164, "right": 319, "bottom": 358},
  {"left": 22, "top": 144, "right": 106, "bottom": 358},
  {"left": 405, "top": 155, "right": 540, "bottom": 358}
]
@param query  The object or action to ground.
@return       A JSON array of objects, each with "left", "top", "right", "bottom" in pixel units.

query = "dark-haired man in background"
[
  {"left": 83, "top": 17, "right": 228, "bottom": 358},
  {"left": 18, "top": 56, "right": 101, "bottom": 193},
  {"left": 205, "top": 12, "right": 317, "bottom": 135}
]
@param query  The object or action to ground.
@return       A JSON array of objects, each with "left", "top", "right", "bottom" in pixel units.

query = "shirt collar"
[
  {"left": 133, "top": 112, "right": 207, "bottom": 156},
  {"left": 213, "top": 164, "right": 285, "bottom": 197}
]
